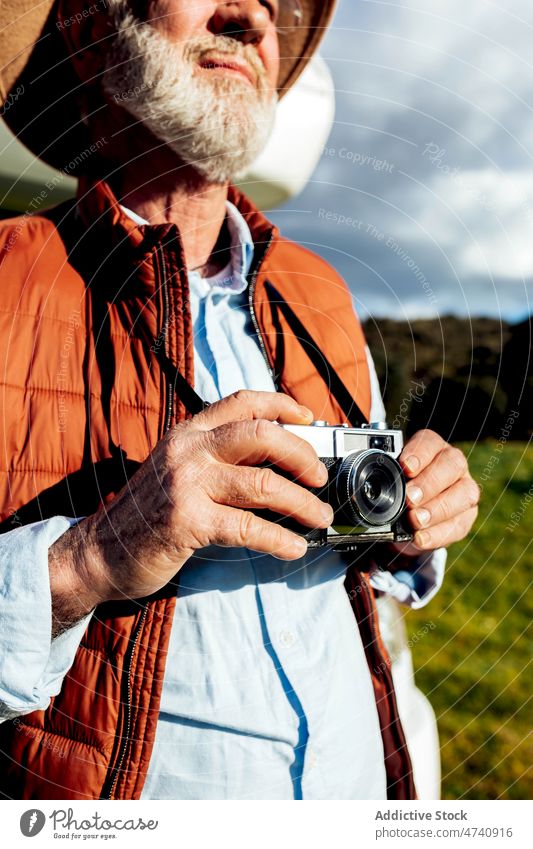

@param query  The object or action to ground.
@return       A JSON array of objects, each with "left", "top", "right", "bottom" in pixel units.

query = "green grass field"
[{"left": 407, "top": 439, "right": 532, "bottom": 800}]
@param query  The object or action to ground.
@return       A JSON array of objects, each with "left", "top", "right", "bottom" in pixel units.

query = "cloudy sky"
[{"left": 270, "top": 0, "right": 533, "bottom": 322}]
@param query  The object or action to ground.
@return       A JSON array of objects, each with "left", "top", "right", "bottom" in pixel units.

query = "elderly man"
[{"left": 0, "top": 0, "right": 479, "bottom": 800}]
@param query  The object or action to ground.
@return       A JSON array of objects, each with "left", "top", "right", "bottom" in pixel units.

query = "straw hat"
[{"left": 0, "top": 0, "right": 337, "bottom": 171}]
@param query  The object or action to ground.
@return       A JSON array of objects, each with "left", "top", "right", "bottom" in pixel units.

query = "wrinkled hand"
[
  {"left": 393, "top": 429, "right": 480, "bottom": 557},
  {"left": 74, "top": 391, "right": 332, "bottom": 603}
]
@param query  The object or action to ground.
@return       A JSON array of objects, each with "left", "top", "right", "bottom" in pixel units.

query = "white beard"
[{"left": 101, "top": 9, "right": 278, "bottom": 184}]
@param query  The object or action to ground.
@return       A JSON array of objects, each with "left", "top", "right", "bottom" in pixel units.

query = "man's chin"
[{"left": 158, "top": 98, "right": 276, "bottom": 184}]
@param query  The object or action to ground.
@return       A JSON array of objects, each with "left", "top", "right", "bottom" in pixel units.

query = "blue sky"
[{"left": 270, "top": 0, "right": 533, "bottom": 322}]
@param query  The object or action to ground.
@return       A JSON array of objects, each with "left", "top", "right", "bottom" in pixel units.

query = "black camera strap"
[
  {"left": 154, "top": 348, "right": 209, "bottom": 416},
  {"left": 152, "top": 280, "right": 369, "bottom": 425},
  {"left": 264, "top": 281, "right": 369, "bottom": 427}
]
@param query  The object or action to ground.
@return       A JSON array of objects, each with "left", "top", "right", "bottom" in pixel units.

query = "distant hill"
[{"left": 363, "top": 316, "right": 532, "bottom": 441}]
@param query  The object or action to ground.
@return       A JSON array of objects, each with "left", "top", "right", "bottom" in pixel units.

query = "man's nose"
[{"left": 210, "top": 1, "right": 272, "bottom": 46}]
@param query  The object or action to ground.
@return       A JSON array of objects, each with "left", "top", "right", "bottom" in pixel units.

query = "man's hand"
[
  {"left": 392, "top": 429, "right": 480, "bottom": 557},
  {"left": 50, "top": 391, "right": 333, "bottom": 618}
]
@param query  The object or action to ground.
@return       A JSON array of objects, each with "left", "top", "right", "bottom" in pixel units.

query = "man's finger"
[
  {"left": 189, "top": 390, "right": 314, "bottom": 431},
  {"left": 399, "top": 429, "right": 447, "bottom": 478},
  {"left": 408, "top": 477, "right": 480, "bottom": 531},
  {"left": 211, "top": 504, "right": 309, "bottom": 560},
  {"left": 405, "top": 445, "right": 469, "bottom": 507},
  {"left": 410, "top": 507, "right": 478, "bottom": 550},
  {"left": 207, "top": 418, "right": 327, "bottom": 488},
  {"left": 210, "top": 465, "right": 333, "bottom": 529}
]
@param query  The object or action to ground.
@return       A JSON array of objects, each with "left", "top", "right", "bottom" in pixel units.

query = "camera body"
[{"left": 281, "top": 421, "right": 413, "bottom": 550}]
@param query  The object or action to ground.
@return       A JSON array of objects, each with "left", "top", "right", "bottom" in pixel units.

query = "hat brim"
[{"left": 0, "top": 0, "right": 336, "bottom": 172}]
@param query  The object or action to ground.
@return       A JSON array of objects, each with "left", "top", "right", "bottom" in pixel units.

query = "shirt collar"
[{"left": 120, "top": 200, "right": 255, "bottom": 295}]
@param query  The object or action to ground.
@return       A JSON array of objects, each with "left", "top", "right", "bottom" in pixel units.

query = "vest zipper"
[
  {"left": 102, "top": 604, "right": 149, "bottom": 799},
  {"left": 247, "top": 233, "right": 275, "bottom": 382},
  {"left": 158, "top": 245, "right": 175, "bottom": 432}
]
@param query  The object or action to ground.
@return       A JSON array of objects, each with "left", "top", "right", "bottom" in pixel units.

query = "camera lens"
[{"left": 336, "top": 450, "right": 406, "bottom": 527}]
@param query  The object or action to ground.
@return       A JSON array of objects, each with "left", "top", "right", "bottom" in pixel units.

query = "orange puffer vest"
[{"left": 0, "top": 178, "right": 416, "bottom": 800}]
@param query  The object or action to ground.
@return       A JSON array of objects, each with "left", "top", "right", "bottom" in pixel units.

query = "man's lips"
[{"left": 198, "top": 56, "right": 257, "bottom": 87}]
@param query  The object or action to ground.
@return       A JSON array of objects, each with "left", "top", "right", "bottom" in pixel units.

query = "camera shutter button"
[
  {"left": 307, "top": 749, "right": 319, "bottom": 769},
  {"left": 279, "top": 630, "right": 296, "bottom": 648}
]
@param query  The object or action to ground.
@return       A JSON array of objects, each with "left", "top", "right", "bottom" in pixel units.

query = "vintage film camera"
[{"left": 279, "top": 421, "right": 414, "bottom": 550}]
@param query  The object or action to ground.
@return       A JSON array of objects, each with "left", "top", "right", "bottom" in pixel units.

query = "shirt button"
[
  {"left": 279, "top": 629, "right": 295, "bottom": 647},
  {"left": 307, "top": 749, "right": 318, "bottom": 769}
]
